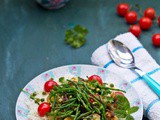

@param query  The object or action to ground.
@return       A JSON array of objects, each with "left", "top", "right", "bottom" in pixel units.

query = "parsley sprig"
[
  {"left": 65, "top": 25, "right": 88, "bottom": 48},
  {"left": 114, "top": 95, "right": 139, "bottom": 120}
]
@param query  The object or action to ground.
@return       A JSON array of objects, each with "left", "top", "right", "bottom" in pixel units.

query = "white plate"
[{"left": 15, "top": 64, "right": 143, "bottom": 120}]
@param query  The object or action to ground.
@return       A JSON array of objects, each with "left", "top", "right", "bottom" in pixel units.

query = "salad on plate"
[{"left": 22, "top": 75, "right": 139, "bottom": 120}]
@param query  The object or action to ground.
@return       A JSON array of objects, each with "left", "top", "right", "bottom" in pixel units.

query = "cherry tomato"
[
  {"left": 89, "top": 94, "right": 99, "bottom": 103},
  {"left": 114, "top": 91, "right": 124, "bottom": 96},
  {"left": 44, "top": 78, "right": 58, "bottom": 92},
  {"left": 152, "top": 34, "right": 160, "bottom": 47},
  {"left": 89, "top": 95, "right": 94, "bottom": 103},
  {"left": 117, "top": 3, "right": 129, "bottom": 17},
  {"left": 144, "top": 8, "right": 156, "bottom": 20},
  {"left": 158, "top": 16, "right": 160, "bottom": 26},
  {"left": 129, "top": 25, "right": 141, "bottom": 37},
  {"left": 88, "top": 75, "right": 103, "bottom": 84},
  {"left": 38, "top": 102, "right": 51, "bottom": 117},
  {"left": 125, "top": 11, "right": 137, "bottom": 24},
  {"left": 139, "top": 17, "right": 152, "bottom": 30}
]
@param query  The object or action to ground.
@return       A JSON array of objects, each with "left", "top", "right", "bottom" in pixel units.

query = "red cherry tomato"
[
  {"left": 117, "top": 3, "right": 129, "bottom": 17},
  {"left": 125, "top": 11, "right": 137, "bottom": 24},
  {"left": 114, "top": 91, "right": 124, "bottom": 97},
  {"left": 129, "top": 25, "right": 141, "bottom": 37},
  {"left": 158, "top": 16, "right": 160, "bottom": 26},
  {"left": 89, "top": 94, "right": 99, "bottom": 103},
  {"left": 139, "top": 17, "right": 152, "bottom": 30},
  {"left": 38, "top": 102, "right": 51, "bottom": 117},
  {"left": 89, "top": 95, "right": 94, "bottom": 103},
  {"left": 152, "top": 34, "right": 160, "bottom": 47},
  {"left": 144, "top": 8, "right": 156, "bottom": 20},
  {"left": 88, "top": 75, "right": 103, "bottom": 84},
  {"left": 44, "top": 78, "right": 58, "bottom": 92}
]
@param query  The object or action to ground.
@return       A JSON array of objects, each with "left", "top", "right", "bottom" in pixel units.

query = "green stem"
[
  {"left": 55, "top": 100, "right": 75, "bottom": 109},
  {"left": 100, "top": 86, "right": 126, "bottom": 93},
  {"left": 77, "top": 93, "right": 91, "bottom": 111},
  {"left": 74, "top": 105, "right": 80, "bottom": 120},
  {"left": 77, "top": 111, "right": 92, "bottom": 120}
]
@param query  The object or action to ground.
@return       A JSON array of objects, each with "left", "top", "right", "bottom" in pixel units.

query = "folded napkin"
[{"left": 91, "top": 32, "right": 160, "bottom": 120}]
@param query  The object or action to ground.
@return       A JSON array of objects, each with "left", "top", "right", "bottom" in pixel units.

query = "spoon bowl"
[{"left": 107, "top": 40, "right": 135, "bottom": 68}]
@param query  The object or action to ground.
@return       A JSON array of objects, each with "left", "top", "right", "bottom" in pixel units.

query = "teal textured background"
[{"left": 0, "top": 0, "right": 160, "bottom": 119}]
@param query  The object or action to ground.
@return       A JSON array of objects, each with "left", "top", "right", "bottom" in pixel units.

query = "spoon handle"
[
  {"left": 134, "top": 67, "right": 160, "bottom": 97},
  {"left": 142, "top": 74, "right": 160, "bottom": 97}
]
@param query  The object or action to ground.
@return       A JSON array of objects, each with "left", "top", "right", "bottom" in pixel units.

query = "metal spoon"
[{"left": 107, "top": 40, "right": 160, "bottom": 97}]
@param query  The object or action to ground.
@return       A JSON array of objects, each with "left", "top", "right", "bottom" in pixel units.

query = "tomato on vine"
[
  {"left": 117, "top": 3, "right": 129, "bottom": 17},
  {"left": 129, "top": 25, "right": 141, "bottom": 37},
  {"left": 152, "top": 34, "right": 160, "bottom": 47},
  {"left": 144, "top": 8, "right": 156, "bottom": 20},
  {"left": 125, "top": 11, "right": 138, "bottom": 24},
  {"left": 139, "top": 17, "right": 152, "bottom": 30}
]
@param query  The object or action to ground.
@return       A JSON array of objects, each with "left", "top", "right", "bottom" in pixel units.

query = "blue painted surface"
[{"left": 0, "top": 0, "right": 160, "bottom": 119}]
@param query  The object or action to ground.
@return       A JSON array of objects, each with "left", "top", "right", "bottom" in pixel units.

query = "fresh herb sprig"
[
  {"left": 114, "top": 95, "right": 139, "bottom": 120},
  {"left": 65, "top": 25, "right": 88, "bottom": 48}
]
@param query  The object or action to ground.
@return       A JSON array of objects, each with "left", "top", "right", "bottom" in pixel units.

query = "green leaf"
[
  {"left": 114, "top": 110, "right": 127, "bottom": 118},
  {"left": 74, "top": 25, "right": 88, "bottom": 35},
  {"left": 126, "top": 115, "right": 134, "bottom": 120},
  {"left": 71, "top": 38, "right": 86, "bottom": 48},
  {"left": 127, "top": 106, "right": 139, "bottom": 114},
  {"left": 106, "top": 97, "right": 114, "bottom": 103},
  {"left": 64, "top": 25, "right": 88, "bottom": 48},
  {"left": 116, "top": 95, "right": 130, "bottom": 110},
  {"left": 59, "top": 77, "right": 66, "bottom": 83}
]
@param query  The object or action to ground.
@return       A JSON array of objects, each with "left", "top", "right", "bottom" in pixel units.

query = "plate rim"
[{"left": 15, "top": 64, "right": 143, "bottom": 120}]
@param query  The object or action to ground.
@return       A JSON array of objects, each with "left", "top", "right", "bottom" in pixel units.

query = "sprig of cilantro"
[
  {"left": 65, "top": 25, "right": 88, "bottom": 48},
  {"left": 114, "top": 95, "right": 139, "bottom": 120}
]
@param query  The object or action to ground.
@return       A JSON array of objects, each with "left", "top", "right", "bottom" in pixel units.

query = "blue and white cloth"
[{"left": 91, "top": 32, "right": 160, "bottom": 120}]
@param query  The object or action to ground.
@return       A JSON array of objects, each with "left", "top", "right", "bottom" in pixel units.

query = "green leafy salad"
[{"left": 26, "top": 75, "right": 139, "bottom": 120}]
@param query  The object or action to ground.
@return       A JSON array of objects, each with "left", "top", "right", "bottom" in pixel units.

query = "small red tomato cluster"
[{"left": 117, "top": 3, "right": 160, "bottom": 46}]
